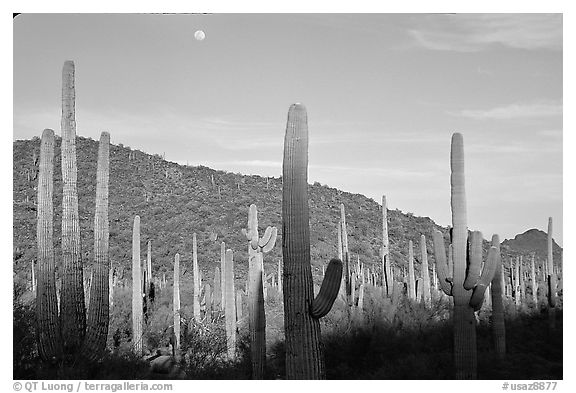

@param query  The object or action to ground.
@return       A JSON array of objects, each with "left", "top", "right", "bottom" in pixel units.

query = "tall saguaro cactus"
[
  {"left": 547, "top": 217, "right": 556, "bottom": 329},
  {"left": 432, "top": 133, "right": 498, "bottom": 379},
  {"left": 241, "top": 204, "right": 278, "bottom": 379},
  {"left": 282, "top": 103, "right": 343, "bottom": 379},
  {"left": 193, "top": 233, "right": 201, "bottom": 322},
  {"left": 174, "top": 253, "right": 181, "bottom": 350},
  {"left": 490, "top": 235, "right": 505, "bottom": 358},
  {"left": 340, "top": 204, "right": 351, "bottom": 304},
  {"left": 224, "top": 249, "right": 236, "bottom": 359},
  {"left": 531, "top": 253, "right": 538, "bottom": 306},
  {"left": 36, "top": 128, "right": 62, "bottom": 362},
  {"left": 420, "top": 234, "right": 431, "bottom": 306},
  {"left": 220, "top": 242, "right": 226, "bottom": 309},
  {"left": 82, "top": 132, "right": 110, "bottom": 361},
  {"left": 407, "top": 240, "right": 416, "bottom": 300},
  {"left": 60, "top": 60, "right": 86, "bottom": 355},
  {"left": 382, "top": 195, "right": 393, "bottom": 296},
  {"left": 132, "top": 216, "right": 143, "bottom": 356}
]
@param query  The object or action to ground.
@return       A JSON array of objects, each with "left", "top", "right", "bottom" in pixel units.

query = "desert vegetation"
[{"left": 13, "top": 61, "right": 562, "bottom": 380}]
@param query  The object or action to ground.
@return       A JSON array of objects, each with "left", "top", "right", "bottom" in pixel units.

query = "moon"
[{"left": 194, "top": 30, "right": 205, "bottom": 41}]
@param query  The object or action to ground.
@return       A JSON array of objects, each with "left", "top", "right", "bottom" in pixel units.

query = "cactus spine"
[
  {"left": 420, "top": 234, "right": 431, "bottom": 306},
  {"left": 489, "top": 234, "right": 505, "bottom": 358},
  {"left": 36, "top": 128, "right": 62, "bottom": 361},
  {"left": 82, "top": 132, "right": 110, "bottom": 361},
  {"left": 282, "top": 103, "right": 343, "bottom": 379},
  {"left": 224, "top": 249, "right": 236, "bottom": 359},
  {"left": 173, "top": 253, "right": 181, "bottom": 350},
  {"left": 432, "top": 133, "right": 498, "bottom": 379},
  {"left": 193, "top": 233, "right": 201, "bottom": 322},
  {"left": 408, "top": 240, "right": 416, "bottom": 300},
  {"left": 60, "top": 60, "right": 86, "bottom": 355},
  {"left": 132, "top": 216, "right": 143, "bottom": 356},
  {"left": 242, "top": 203, "right": 278, "bottom": 379}
]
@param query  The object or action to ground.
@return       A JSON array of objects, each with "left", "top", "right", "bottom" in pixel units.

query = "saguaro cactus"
[
  {"left": 382, "top": 195, "right": 393, "bottom": 296},
  {"left": 36, "top": 128, "right": 62, "bottom": 362},
  {"left": 224, "top": 249, "right": 236, "bottom": 359},
  {"left": 192, "top": 233, "right": 201, "bottom": 322},
  {"left": 60, "top": 60, "right": 86, "bottom": 355},
  {"left": 213, "top": 267, "right": 222, "bottom": 310},
  {"left": 220, "top": 242, "right": 226, "bottom": 309},
  {"left": 282, "top": 103, "right": 343, "bottom": 379},
  {"left": 432, "top": 133, "right": 498, "bottom": 379},
  {"left": 82, "top": 132, "right": 110, "bottom": 361},
  {"left": 408, "top": 240, "right": 416, "bottom": 300},
  {"left": 340, "top": 204, "right": 351, "bottom": 304},
  {"left": 241, "top": 204, "right": 278, "bottom": 379},
  {"left": 531, "top": 253, "right": 538, "bottom": 306},
  {"left": 489, "top": 234, "right": 505, "bottom": 358},
  {"left": 174, "top": 253, "right": 181, "bottom": 350},
  {"left": 547, "top": 217, "right": 556, "bottom": 329},
  {"left": 132, "top": 216, "right": 143, "bottom": 356},
  {"left": 420, "top": 234, "right": 431, "bottom": 307}
]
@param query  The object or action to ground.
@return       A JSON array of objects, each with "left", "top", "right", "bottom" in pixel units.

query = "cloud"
[
  {"left": 409, "top": 14, "right": 562, "bottom": 52},
  {"left": 452, "top": 101, "right": 562, "bottom": 120}
]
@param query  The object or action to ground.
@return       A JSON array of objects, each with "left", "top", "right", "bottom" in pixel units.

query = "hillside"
[{"left": 12, "top": 135, "right": 562, "bottom": 289}]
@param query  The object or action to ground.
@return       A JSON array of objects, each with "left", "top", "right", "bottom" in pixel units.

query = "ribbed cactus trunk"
[
  {"left": 31, "top": 261, "right": 36, "bottom": 293},
  {"left": 547, "top": 217, "right": 556, "bottom": 329},
  {"left": 490, "top": 235, "right": 505, "bottom": 358},
  {"left": 36, "top": 128, "right": 62, "bottom": 362},
  {"left": 224, "top": 249, "right": 236, "bottom": 359},
  {"left": 420, "top": 235, "right": 431, "bottom": 306},
  {"left": 192, "top": 233, "right": 201, "bottom": 322},
  {"left": 220, "top": 242, "right": 226, "bottom": 309},
  {"left": 531, "top": 253, "right": 538, "bottom": 306},
  {"left": 340, "top": 204, "right": 351, "bottom": 305},
  {"left": 60, "top": 60, "right": 86, "bottom": 355},
  {"left": 407, "top": 240, "right": 416, "bottom": 301},
  {"left": 173, "top": 253, "right": 181, "bottom": 350},
  {"left": 514, "top": 257, "right": 521, "bottom": 307},
  {"left": 205, "top": 283, "right": 212, "bottom": 321},
  {"left": 382, "top": 195, "right": 392, "bottom": 296},
  {"left": 82, "top": 132, "right": 110, "bottom": 361},
  {"left": 337, "top": 220, "right": 346, "bottom": 299},
  {"left": 213, "top": 267, "right": 222, "bottom": 310},
  {"left": 282, "top": 104, "right": 325, "bottom": 379},
  {"left": 450, "top": 133, "right": 476, "bottom": 380},
  {"left": 146, "top": 240, "right": 153, "bottom": 305},
  {"left": 236, "top": 289, "right": 243, "bottom": 321},
  {"left": 244, "top": 204, "right": 267, "bottom": 379},
  {"left": 132, "top": 216, "right": 143, "bottom": 356},
  {"left": 109, "top": 268, "right": 115, "bottom": 308},
  {"left": 248, "top": 250, "right": 265, "bottom": 378}
]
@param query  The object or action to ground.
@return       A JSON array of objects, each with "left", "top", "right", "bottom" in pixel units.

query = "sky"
[{"left": 12, "top": 13, "right": 563, "bottom": 245}]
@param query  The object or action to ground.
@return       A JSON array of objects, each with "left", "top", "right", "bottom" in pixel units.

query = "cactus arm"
[
  {"left": 464, "top": 231, "right": 483, "bottom": 290},
  {"left": 469, "top": 246, "right": 498, "bottom": 311},
  {"left": 259, "top": 226, "right": 274, "bottom": 247},
  {"left": 261, "top": 227, "right": 278, "bottom": 253},
  {"left": 432, "top": 230, "right": 453, "bottom": 296},
  {"left": 310, "top": 258, "right": 343, "bottom": 318}
]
